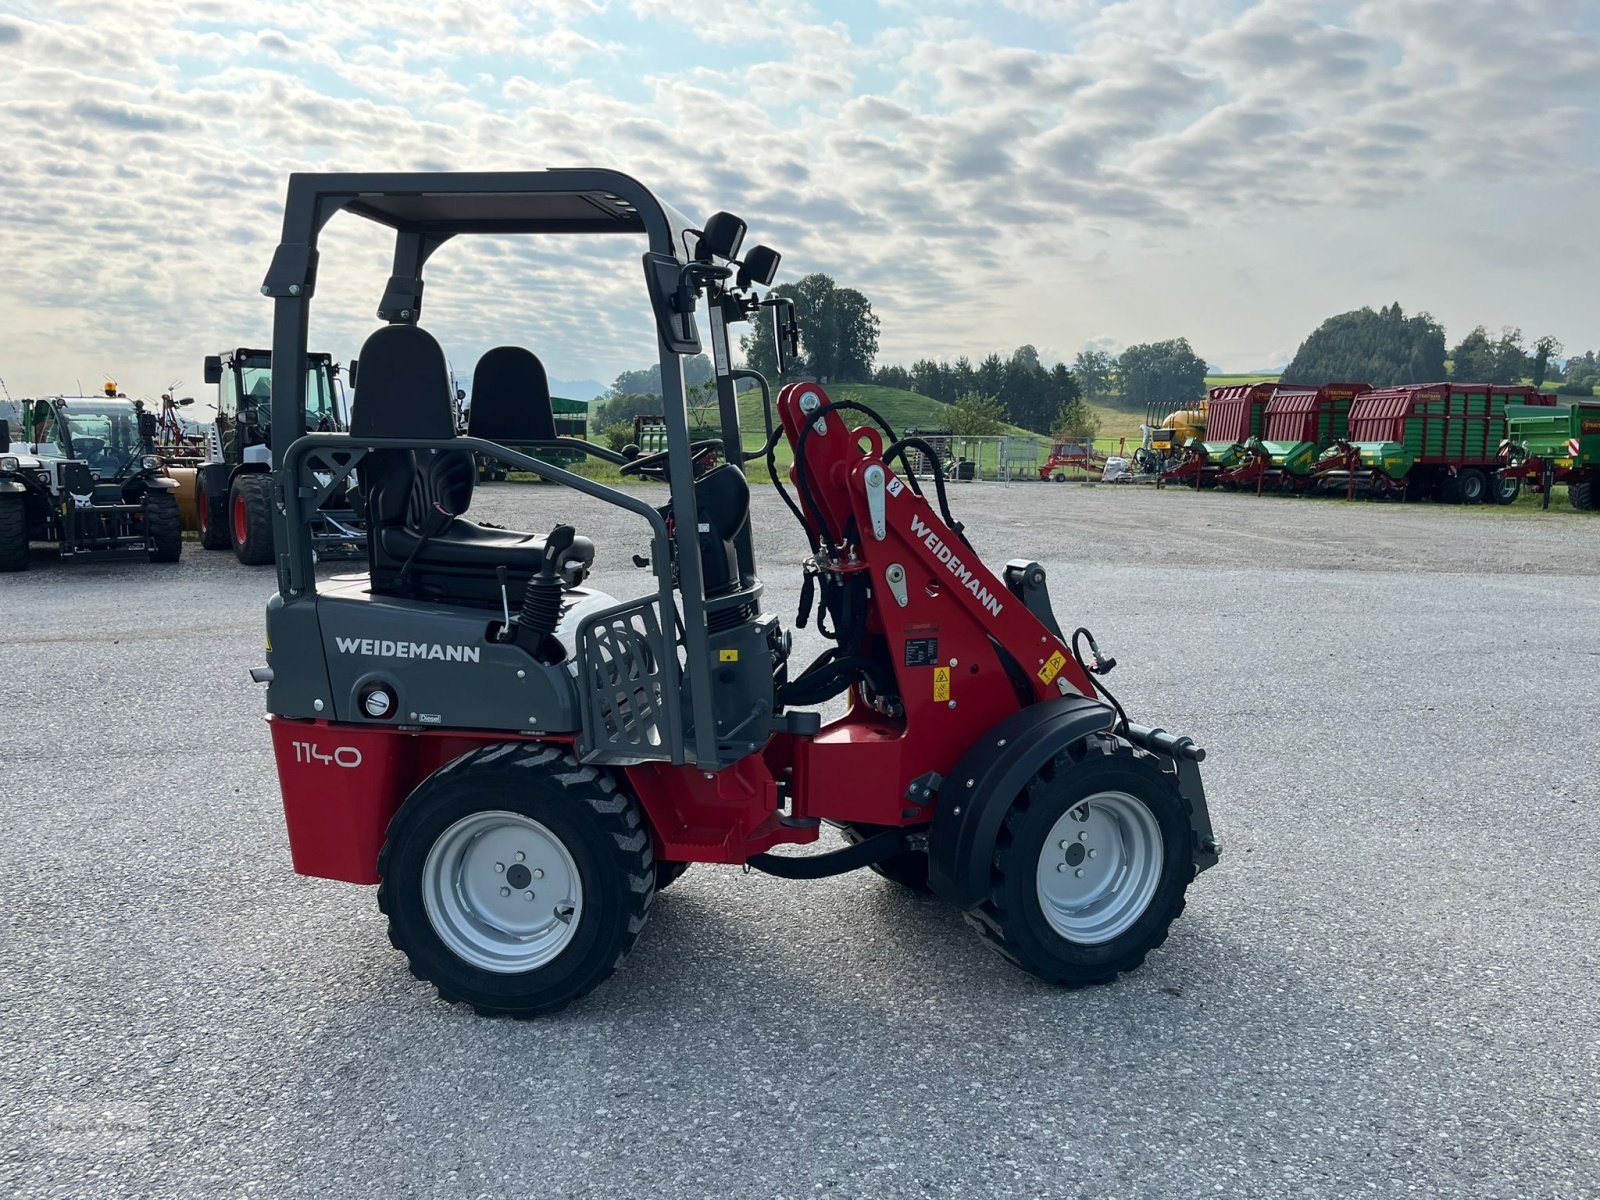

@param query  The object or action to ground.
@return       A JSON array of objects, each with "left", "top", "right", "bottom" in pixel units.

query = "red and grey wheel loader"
[{"left": 254, "top": 170, "right": 1219, "bottom": 1017}]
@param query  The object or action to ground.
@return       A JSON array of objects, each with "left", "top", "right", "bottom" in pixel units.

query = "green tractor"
[{"left": 0, "top": 387, "right": 183, "bottom": 571}]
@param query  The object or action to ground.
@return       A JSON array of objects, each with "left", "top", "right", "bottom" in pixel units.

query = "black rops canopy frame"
[{"left": 261, "top": 169, "right": 768, "bottom": 766}]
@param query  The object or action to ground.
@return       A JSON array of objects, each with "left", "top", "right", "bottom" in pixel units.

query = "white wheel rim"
[
  {"left": 1035, "top": 791, "right": 1164, "bottom": 945},
  {"left": 422, "top": 810, "right": 583, "bottom": 973}
]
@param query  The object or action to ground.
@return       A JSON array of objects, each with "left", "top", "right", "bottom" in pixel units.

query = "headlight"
[
  {"left": 0, "top": 456, "right": 17, "bottom": 472},
  {"left": 34, "top": 470, "right": 49, "bottom": 484},
  {"left": 141, "top": 455, "right": 160, "bottom": 471}
]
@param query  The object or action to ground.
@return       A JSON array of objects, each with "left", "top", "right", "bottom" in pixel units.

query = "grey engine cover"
[{"left": 266, "top": 575, "right": 616, "bottom": 734}]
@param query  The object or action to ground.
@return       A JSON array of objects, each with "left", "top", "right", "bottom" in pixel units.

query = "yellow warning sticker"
[
  {"left": 719, "top": 649, "right": 739, "bottom": 662},
  {"left": 933, "top": 666, "right": 950, "bottom": 702},
  {"left": 1038, "top": 650, "right": 1066, "bottom": 684}
]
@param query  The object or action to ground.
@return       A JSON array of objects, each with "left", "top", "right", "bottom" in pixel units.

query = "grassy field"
[{"left": 1204, "top": 373, "right": 1281, "bottom": 387}]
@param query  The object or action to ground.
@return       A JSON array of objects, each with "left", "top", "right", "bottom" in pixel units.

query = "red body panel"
[
  {"left": 269, "top": 718, "right": 551, "bottom": 884},
  {"left": 274, "top": 383, "right": 1092, "bottom": 884}
]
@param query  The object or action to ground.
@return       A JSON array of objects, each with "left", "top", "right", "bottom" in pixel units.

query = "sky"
[{"left": 1, "top": 0, "right": 1597, "bottom": 402}]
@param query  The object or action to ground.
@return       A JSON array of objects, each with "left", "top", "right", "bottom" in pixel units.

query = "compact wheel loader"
[{"left": 255, "top": 171, "right": 1219, "bottom": 1017}]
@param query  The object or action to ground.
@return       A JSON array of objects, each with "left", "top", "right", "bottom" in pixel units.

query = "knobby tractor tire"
[
  {"left": 1570, "top": 477, "right": 1597, "bottom": 511},
  {"left": 0, "top": 493, "right": 28, "bottom": 573},
  {"left": 143, "top": 491, "right": 183, "bottom": 563},
  {"left": 197, "top": 477, "right": 230, "bottom": 550},
  {"left": 229, "top": 474, "right": 275, "bottom": 565},
  {"left": 965, "top": 735, "right": 1196, "bottom": 987},
  {"left": 377, "top": 743, "right": 655, "bottom": 1018},
  {"left": 836, "top": 821, "right": 931, "bottom": 892},
  {"left": 1456, "top": 468, "right": 1487, "bottom": 506}
]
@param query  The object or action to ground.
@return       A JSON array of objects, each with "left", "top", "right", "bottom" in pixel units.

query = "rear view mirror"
[
  {"left": 738, "top": 245, "right": 780, "bottom": 289},
  {"left": 771, "top": 297, "right": 800, "bottom": 375},
  {"left": 0, "top": 420, "right": 9, "bottom": 453},
  {"left": 138, "top": 412, "right": 158, "bottom": 439},
  {"left": 237, "top": 409, "right": 259, "bottom": 427},
  {"left": 204, "top": 355, "right": 222, "bottom": 385},
  {"left": 179, "top": 397, "right": 194, "bottom": 407},
  {"left": 696, "top": 211, "right": 747, "bottom": 263},
  {"left": 347, "top": 359, "right": 359, "bottom": 389}
]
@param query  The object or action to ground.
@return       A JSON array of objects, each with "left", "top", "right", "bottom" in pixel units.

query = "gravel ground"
[{"left": 2, "top": 481, "right": 1597, "bottom": 1200}]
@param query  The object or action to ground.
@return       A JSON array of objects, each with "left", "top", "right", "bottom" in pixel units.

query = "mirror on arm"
[{"left": 0, "top": 419, "right": 10, "bottom": 453}]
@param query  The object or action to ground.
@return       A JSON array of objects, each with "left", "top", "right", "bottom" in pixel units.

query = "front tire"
[
  {"left": 229, "top": 474, "right": 275, "bottom": 564},
  {"left": 0, "top": 493, "right": 28, "bottom": 572},
  {"left": 143, "top": 491, "right": 183, "bottom": 562},
  {"left": 377, "top": 743, "right": 655, "bottom": 1018},
  {"left": 966, "top": 737, "right": 1195, "bottom": 987},
  {"left": 1491, "top": 473, "right": 1521, "bottom": 505},
  {"left": 1570, "top": 477, "right": 1597, "bottom": 511}
]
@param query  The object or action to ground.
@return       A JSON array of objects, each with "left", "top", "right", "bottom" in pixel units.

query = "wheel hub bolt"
[
  {"left": 499, "top": 886, "right": 510, "bottom": 897},
  {"left": 1078, "top": 832, "right": 1088, "bottom": 841},
  {"left": 1057, "top": 863, "right": 1068, "bottom": 872},
  {"left": 532, "top": 869, "right": 544, "bottom": 880},
  {"left": 515, "top": 852, "right": 526, "bottom": 862},
  {"left": 523, "top": 891, "right": 535, "bottom": 901},
  {"left": 495, "top": 863, "right": 505, "bottom": 873},
  {"left": 1088, "top": 849, "right": 1098, "bottom": 859},
  {"left": 1075, "top": 868, "right": 1085, "bottom": 878}
]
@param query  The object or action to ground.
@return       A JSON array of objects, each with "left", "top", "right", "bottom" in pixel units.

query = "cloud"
[{"left": 0, "top": 0, "right": 1596, "bottom": 394}]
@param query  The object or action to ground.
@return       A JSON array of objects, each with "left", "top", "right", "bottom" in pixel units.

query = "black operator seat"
[
  {"left": 468, "top": 346, "right": 558, "bottom": 444},
  {"left": 350, "top": 325, "right": 591, "bottom": 606}
]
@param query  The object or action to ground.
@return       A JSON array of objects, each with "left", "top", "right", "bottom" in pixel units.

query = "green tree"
[
  {"left": 1054, "top": 394, "right": 1103, "bottom": 443},
  {"left": 1114, "top": 338, "right": 1208, "bottom": 411},
  {"left": 948, "top": 391, "right": 1005, "bottom": 437},
  {"left": 1450, "top": 325, "right": 1526, "bottom": 384},
  {"left": 1282, "top": 303, "right": 1446, "bottom": 387},
  {"left": 1072, "top": 349, "right": 1113, "bottom": 401},
  {"left": 1530, "top": 335, "right": 1563, "bottom": 389},
  {"left": 590, "top": 391, "right": 662, "bottom": 432},
  {"left": 741, "top": 273, "right": 879, "bottom": 384}
]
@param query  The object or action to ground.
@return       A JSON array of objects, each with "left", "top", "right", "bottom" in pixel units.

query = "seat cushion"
[{"left": 378, "top": 517, "right": 545, "bottom": 571}]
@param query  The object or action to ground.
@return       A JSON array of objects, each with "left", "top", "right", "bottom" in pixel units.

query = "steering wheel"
[
  {"left": 75, "top": 437, "right": 106, "bottom": 458},
  {"left": 618, "top": 440, "right": 722, "bottom": 480}
]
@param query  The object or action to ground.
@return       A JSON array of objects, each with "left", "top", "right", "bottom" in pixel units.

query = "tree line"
[
  {"left": 595, "top": 277, "right": 1592, "bottom": 449},
  {"left": 1283, "top": 304, "right": 1588, "bottom": 393}
]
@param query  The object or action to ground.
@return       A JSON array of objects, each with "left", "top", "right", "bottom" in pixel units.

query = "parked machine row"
[{"left": 1151, "top": 380, "right": 1595, "bottom": 509}]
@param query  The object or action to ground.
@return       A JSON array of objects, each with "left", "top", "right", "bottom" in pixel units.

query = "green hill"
[{"left": 732, "top": 382, "right": 1144, "bottom": 467}]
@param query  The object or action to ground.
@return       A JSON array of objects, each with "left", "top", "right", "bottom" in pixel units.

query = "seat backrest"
[
  {"left": 468, "top": 346, "right": 557, "bottom": 444},
  {"left": 350, "top": 325, "right": 466, "bottom": 527}
]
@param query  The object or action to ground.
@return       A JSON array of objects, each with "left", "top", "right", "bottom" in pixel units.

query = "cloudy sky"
[{"left": 2, "top": 0, "right": 1596, "bottom": 401}]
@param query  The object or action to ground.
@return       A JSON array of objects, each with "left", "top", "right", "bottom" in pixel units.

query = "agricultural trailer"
[
  {"left": 197, "top": 348, "right": 365, "bottom": 564},
  {"left": 1163, "top": 383, "right": 1274, "bottom": 489},
  {"left": 1313, "top": 384, "right": 1557, "bottom": 503},
  {"left": 0, "top": 390, "right": 182, "bottom": 571},
  {"left": 250, "top": 168, "right": 1218, "bottom": 1018},
  {"left": 1499, "top": 399, "right": 1600, "bottom": 510},
  {"left": 1218, "top": 383, "right": 1370, "bottom": 493}
]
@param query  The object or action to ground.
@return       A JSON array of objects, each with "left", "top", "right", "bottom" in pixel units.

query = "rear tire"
[
  {"left": 0, "top": 493, "right": 27, "bottom": 572},
  {"left": 143, "top": 491, "right": 183, "bottom": 562},
  {"left": 229, "top": 474, "right": 275, "bottom": 564},
  {"left": 1570, "top": 477, "right": 1597, "bottom": 511},
  {"left": 197, "top": 478, "right": 230, "bottom": 550},
  {"left": 378, "top": 743, "right": 655, "bottom": 1018},
  {"left": 966, "top": 737, "right": 1195, "bottom": 987},
  {"left": 837, "top": 822, "right": 931, "bottom": 892},
  {"left": 1456, "top": 468, "right": 1487, "bottom": 505}
]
